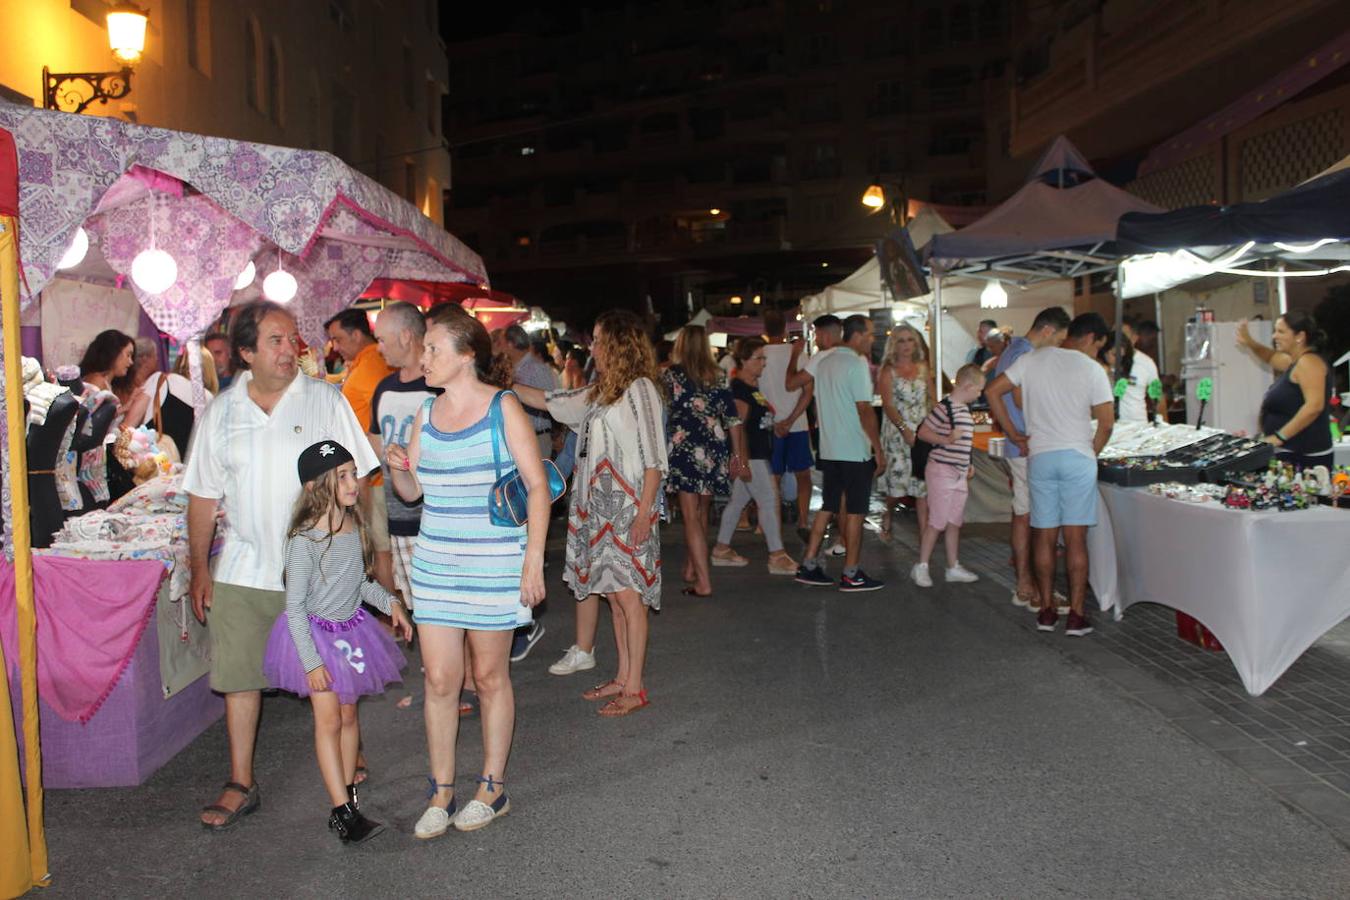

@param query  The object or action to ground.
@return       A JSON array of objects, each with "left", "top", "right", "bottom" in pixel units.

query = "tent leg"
[
  {"left": 1277, "top": 262, "right": 1289, "bottom": 316},
  {"left": 1113, "top": 268, "right": 1125, "bottom": 383},
  {"left": 1153, "top": 293, "right": 1164, "bottom": 375},
  {"left": 1, "top": 214, "right": 49, "bottom": 890},
  {"left": 932, "top": 274, "right": 944, "bottom": 399}
]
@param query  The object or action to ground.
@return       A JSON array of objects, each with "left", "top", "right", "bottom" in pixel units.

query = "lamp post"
[{"left": 43, "top": 2, "right": 149, "bottom": 114}]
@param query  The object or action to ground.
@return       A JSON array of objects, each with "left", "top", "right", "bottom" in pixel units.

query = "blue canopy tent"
[{"left": 1114, "top": 160, "right": 1350, "bottom": 306}]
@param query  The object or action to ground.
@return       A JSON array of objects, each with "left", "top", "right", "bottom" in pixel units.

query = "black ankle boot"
[
  {"left": 347, "top": 782, "right": 359, "bottom": 810},
  {"left": 328, "top": 802, "right": 384, "bottom": 844}
]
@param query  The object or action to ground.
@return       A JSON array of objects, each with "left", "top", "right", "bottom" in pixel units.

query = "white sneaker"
[
  {"left": 945, "top": 564, "right": 979, "bottom": 583},
  {"left": 548, "top": 645, "right": 596, "bottom": 676},
  {"left": 1054, "top": 591, "right": 1070, "bottom": 616},
  {"left": 414, "top": 805, "right": 452, "bottom": 840},
  {"left": 827, "top": 541, "right": 847, "bottom": 557},
  {"left": 1011, "top": 592, "right": 1033, "bottom": 609},
  {"left": 910, "top": 563, "right": 932, "bottom": 587}
]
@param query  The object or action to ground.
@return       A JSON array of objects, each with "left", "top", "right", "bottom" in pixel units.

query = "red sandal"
[{"left": 598, "top": 690, "right": 650, "bottom": 718}]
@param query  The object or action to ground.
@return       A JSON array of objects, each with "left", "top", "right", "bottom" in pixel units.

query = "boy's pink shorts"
[{"left": 925, "top": 462, "right": 969, "bottom": 531}]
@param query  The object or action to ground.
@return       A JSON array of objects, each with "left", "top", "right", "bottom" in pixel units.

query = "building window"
[
  {"left": 868, "top": 80, "right": 907, "bottom": 117},
  {"left": 979, "top": 0, "right": 1004, "bottom": 39},
  {"left": 425, "top": 80, "right": 440, "bottom": 136},
  {"left": 919, "top": 7, "right": 944, "bottom": 46},
  {"left": 801, "top": 142, "right": 839, "bottom": 180},
  {"left": 928, "top": 66, "right": 973, "bottom": 107},
  {"left": 186, "top": 0, "right": 211, "bottom": 75},
  {"left": 267, "top": 40, "right": 283, "bottom": 125},
  {"left": 870, "top": 138, "right": 901, "bottom": 173},
  {"left": 244, "top": 18, "right": 261, "bottom": 111},
  {"left": 949, "top": 4, "right": 974, "bottom": 43},
  {"left": 403, "top": 45, "right": 415, "bottom": 109},
  {"left": 331, "top": 81, "right": 356, "bottom": 161},
  {"left": 404, "top": 161, "right": 418, "bottom": 206},
  {"left": 799, "top": 84, "right": 839, "bottom": 124}
]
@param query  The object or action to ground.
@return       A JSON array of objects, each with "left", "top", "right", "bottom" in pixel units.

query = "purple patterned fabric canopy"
[
  {"left": 0, "top": 101, "right": 486, "bottom": 347},
  {"left": 0, "top": 102, "right": 487, "bottom": 557}
]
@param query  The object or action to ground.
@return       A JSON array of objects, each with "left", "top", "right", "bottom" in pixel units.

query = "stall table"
[
  {"left": 1087, "top": 483, "right": 1350, "bottom": 695},
  {"left": 2, "top": 556, "right": 220, "bottom": 787}
]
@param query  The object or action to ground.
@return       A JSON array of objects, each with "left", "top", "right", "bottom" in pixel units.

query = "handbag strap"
[
  {"left": 152, "top": 373, "right": 166, "bottom": 441},
  {"left": 487, "top": 390, "right": 516, "bottom": 479}
]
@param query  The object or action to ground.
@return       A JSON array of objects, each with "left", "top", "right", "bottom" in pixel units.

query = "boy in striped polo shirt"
[{"left": 910, "top": 364, "right": 985, "bottom": 588}]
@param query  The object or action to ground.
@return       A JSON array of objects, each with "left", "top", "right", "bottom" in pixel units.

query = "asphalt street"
[{"left": 36, "top": 524, "right": 1350, "bottom": 898}]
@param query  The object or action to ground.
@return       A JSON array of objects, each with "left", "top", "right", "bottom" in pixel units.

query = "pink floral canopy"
[{"left": 0, "top": 102, "right": 487, "bottom": 557}]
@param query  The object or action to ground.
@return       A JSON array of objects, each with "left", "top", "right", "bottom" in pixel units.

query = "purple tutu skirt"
[{"left": 262, "top": 607, "right": 406, "bottom": 705}]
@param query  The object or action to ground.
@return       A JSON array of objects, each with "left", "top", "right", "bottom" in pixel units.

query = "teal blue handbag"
[{"left": 487, "top": 390, "right": 567, "bottom": 527}]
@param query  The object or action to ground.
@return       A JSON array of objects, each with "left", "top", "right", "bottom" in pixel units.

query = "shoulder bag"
[
  {"left": 909, "top": 397, "right": 953, "bottom": 482},
  {"left": 487, "top": 390, "right": 567, "bottom": 527}
]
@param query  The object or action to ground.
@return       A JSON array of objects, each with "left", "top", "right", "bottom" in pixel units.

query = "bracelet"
[{"left": 1274, "top": 430, "right": 1288, "bottom": 443}]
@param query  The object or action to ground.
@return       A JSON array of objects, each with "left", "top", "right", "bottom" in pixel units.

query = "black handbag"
[
  {"left": 487, "top": 390, "right": 567, "bottom": 527},
  {"left": 909, "top": 398, "right": 953, "bottom": 482}
]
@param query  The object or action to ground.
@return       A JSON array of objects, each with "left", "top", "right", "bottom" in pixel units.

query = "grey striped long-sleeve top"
[{"left": 284, "top": 528, "right": 396, "bottom": 673}]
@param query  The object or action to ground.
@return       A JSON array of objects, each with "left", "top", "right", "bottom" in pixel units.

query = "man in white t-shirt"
[
  {"left": 759, "top": 310, "right": 814, "bottom": 528},
  {"left": 184, "top": 301, "right": 378, "bottom": 830},
  {"left": 986, "top": 312, "right": 1114, "bottom": 637},
  {"left": 785, "top": 314, "right": 844, "bottom": 546}
]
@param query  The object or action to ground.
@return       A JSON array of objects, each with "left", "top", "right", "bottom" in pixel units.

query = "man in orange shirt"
[{"left": 326, "top": 308, "right": 396, "bottom": 591}]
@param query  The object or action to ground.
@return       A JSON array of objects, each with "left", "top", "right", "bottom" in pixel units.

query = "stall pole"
[
  {"left": 1112, "top": 267, "right": 1126, "bottom": 384},
  {"left": 932, "top": 272, "right": 944, "bottom": 398},
  {"left": 1277, "top": 261, "right": 1289, "bottom": 316},
  {"left": 1, "top": 213, "right": 50, "bottom": 891},
  {"left": 1154, "top": 293, "right": 1164, "bottom": 375}
]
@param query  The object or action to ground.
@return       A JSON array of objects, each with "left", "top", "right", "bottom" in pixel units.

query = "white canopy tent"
[{"left": 801, "top": 204, "right": 1072, "bottom": 379}]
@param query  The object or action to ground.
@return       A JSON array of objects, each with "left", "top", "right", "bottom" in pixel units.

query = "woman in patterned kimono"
[{"left": 513, "top": 310, "right": 668, "bottom": 717}]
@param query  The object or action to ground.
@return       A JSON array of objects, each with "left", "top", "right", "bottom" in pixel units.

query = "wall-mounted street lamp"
[
  {"left": 43, "top": 2, "right": 149, "bottom": 114},
  {"left": 860, "top": 180, "right": 909, "bottom": 227}
]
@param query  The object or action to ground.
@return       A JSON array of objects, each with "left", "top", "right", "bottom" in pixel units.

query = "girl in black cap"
[{"left": 261, "top": 439, "right": 414, "bottom": 843}]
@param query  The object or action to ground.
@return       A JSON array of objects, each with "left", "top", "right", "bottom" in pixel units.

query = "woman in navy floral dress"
[{"left": 664, "top": 326, "right": 744, "bottom": 597}]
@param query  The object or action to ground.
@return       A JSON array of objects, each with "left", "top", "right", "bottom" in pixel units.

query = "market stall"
[{"left": 0, "top": 102, "right": 486, "bottom": 817}]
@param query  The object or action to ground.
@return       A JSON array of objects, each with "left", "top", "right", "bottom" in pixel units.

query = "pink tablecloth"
[{"left": 0, "top": 557, "right": 167, "bottom": 722}]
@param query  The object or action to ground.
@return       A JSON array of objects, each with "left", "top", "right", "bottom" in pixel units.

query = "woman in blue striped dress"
[{"left": 386, "top": 305, "right": 549, "bottom": 839}]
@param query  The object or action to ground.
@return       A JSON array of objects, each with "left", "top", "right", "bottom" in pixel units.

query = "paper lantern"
[
  {"left": 57, "top": 226, "right": 89, "bottom": 270},
  {"left": 131, "top": 248, "right": 178, "bottom": 294},
  {"left": 263, "top": 269, "right": 298, "bottom": 303},
  {"left": 233, "top": 260, "right": 256, "bottom": 290}
]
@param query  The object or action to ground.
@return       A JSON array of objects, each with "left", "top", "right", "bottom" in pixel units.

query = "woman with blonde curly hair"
[
  {"left": 664, "top": 324, "right": 742, "bottom": 597},
  {"left": 512, "top": 309, "right": 667, "bottom": 716},
  {"left": 877, "top": 323, "right": 935, "bottom": 539}
]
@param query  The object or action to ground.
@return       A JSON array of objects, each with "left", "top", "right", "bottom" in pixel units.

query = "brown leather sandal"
[
  {"left": 200, "top": 781, "right": 260, "bottom": 831},
  {"left": 582, "top": 679, "right": 624, "bottom": 701}
]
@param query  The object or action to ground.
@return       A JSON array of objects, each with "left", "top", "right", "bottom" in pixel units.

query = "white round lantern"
[
  {"left": 131, "top": 248, "right": 178, "bottom": 294},
  {"left": 263, "top": 269, "right": 298, "bottom": 303},
  {"left": 57, "top": 226, "right": 89, "bottom": 270},
  {"left": 233, "top": 260, "right": 256, "bottom": 291}
]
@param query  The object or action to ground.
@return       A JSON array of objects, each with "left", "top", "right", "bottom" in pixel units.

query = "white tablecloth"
[{"left": 1087, "top": 483, "right": 1350, "bottom": 695}]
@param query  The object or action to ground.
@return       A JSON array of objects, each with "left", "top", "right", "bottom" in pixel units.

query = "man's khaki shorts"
[
  {"left": 368, "top": 487, "right": 391, "bottom": 552},
  {"left": 208, "top": 582, "right": 285, "bottom": 693}
]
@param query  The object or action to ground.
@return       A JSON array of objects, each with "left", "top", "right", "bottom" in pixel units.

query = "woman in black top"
[
  {"left": 1242, "top": 311, "right": 1333, "bottom": 468},
  {"left": 710, "top": 338, "right": 799, "bottom": 576}
]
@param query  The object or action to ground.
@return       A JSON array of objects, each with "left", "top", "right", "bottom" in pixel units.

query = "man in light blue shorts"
[{"left": 986, "top": 313, "right": 1114, "bottom": 637}]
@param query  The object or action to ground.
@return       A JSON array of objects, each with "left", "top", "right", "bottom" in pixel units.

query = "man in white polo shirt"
[
  {"left": 986, "top": 312, "right": 1113, "bottom": 638},
  {"left": 185, "top": 301, "right": 377, "bottom": 830}
]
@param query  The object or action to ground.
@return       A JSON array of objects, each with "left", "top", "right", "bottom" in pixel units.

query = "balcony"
[{"left": 1009, "top": 0, "right": 1340, "bottom": 157}]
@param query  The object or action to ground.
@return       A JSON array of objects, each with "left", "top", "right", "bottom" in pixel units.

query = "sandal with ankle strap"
[
  {"left": 598, "top": 689, "right": 650, "bottom": 718},
  {"left": 582, "top": 679, "right": 623, "bottom": 701},
  {"left": 200, "top": 780, "right": 260, "bottom": 831}
]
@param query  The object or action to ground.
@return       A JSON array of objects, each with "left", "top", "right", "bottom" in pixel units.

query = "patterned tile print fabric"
[
  {"left": 0, "top": 102, "right": 488, "bottom": 546},
  {"left": 411, "top": 398, "right": 529, "bottom": 631},
  {"left": 0, "top": 103, "right": 485, "bottom": 311}
]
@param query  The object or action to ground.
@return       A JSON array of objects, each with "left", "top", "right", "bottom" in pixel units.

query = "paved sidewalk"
[
  {"left": 34, "top": 520, "right": 1350, "bottom": 898},
  {"left": 887, "top": 511, "right": 1350, "bottom": 848}
]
